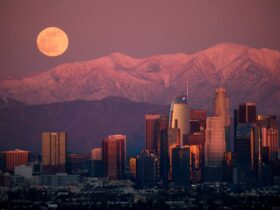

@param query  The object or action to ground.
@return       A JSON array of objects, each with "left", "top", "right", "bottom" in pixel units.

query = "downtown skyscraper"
[
  {"left": 238, "top": 103, "right": 257, "bottom": 123},
  {"left": 169, "top": 95, "right": 190, "bottom": 145},
  {"left": 214, "top": 87, "right": 230, "bottom": 127},
  {"left": 172, "top": 146, "right": 190, "bottom": 188},
  {"left": 102, "top": 134, "right": 126, "bottom": 180},
  {"left": 42, "top": 132, "right": 67, "bottom": 174},
  {"left": 145, "top": 114, "right": 161, "bottom": 153},
  {"left": 204, "top": 117, "right": 226, "bottom": 182},
  {"left": 214, "top": 87, "right": 231, "bottom": 151}
]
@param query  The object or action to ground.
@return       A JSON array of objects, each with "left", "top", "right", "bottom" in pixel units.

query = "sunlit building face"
[
  {"left": 102, "top": 134, "right": 126, "bottom": 180},
  {"left": 214, "top": 87, "right": 230, "bottom": 127},
  {"left": 1, "top": 149, "right": 29, "bottom": 173},
  {"left": 129, "top": 157, "right": 137, "bottom": 179},
  {"left": 205, "top": 117, "right": 226, "bottom": 167},
  {"left": 169, "top": 95, "right": 190, "bottom": 146},
  {"left": 42, "top": 132, "right": 66, "bottom": 166},
  {"left": 91, "top": 148, "right": 102, "bottom": 160}
]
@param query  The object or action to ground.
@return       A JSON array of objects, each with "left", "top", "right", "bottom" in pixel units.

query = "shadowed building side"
[{"left": 145, "top": 114, "right": 161, "bottom": 153}]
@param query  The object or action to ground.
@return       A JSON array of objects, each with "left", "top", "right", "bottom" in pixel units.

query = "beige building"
[
  {"left": 169, "top": 95, "right": 190, "bottom": 145},
  {"left": 42, "top": 132, "right": 67, "bottom": 167},
  {"left": 214, "top": 87, "right": 230, "bottom": 127}
]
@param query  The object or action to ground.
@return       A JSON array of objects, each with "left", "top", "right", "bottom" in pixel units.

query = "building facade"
[
  {"left": 172, "top": 146, "right": 190, "bottom": 188},
  {"left": 42, "top": 132, "right": 67, "bottom": 174},
  {"left": 169, "top": 95, "right": 190, "bottom": 145},
  {"left": 102, "top": 134, "right": 126, "bottom": 180},
  {"left": 204, "top": 117, "right": 226, "bottom": 182},
  {"left": 1, "top": 149, "right": 29, "bottom": 173},
  {"left": 136, "top": 151, "right": 159, "bottom": 187},
  {"left": 145, "top": 114, "right": 161, "bottom": 153}
]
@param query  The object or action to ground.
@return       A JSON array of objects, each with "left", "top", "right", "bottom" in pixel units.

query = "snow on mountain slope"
[{"left": 1, "top": 43, "right": 280, "bottom": 115}]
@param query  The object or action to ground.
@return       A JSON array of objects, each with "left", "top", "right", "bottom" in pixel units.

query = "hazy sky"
[{"left": 0, "top": 0, "right": 280, "bottom": 79}]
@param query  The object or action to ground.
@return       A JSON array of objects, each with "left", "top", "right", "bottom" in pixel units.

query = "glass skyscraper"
[
  {"left": 204, "top": 117, "right": 225, "bottom": 182},
  {"left": 169, "top": 95, "right": 190, "bottom": 146},
  {"left": 102, "top": 134, "right": 126, "bottom": 180}
]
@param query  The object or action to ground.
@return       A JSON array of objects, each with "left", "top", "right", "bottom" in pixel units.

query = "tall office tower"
[
  {"left": 167, "top": 128, "right": 180, "bottom": 178},
  {"left": 157, "top": 115, "right": 169, "bottom": 187},
  {"left": 257, "top": 115, "right": 279, "bottom": 161},
  {"left": 205, "top": 117, "right": 226, "bottom": 182},
  {"left": 251, "top": 124, "right": 262, "bottom": 173},
  {"left": 186, "top": 110, "right": 207, "bottom": 183},
  {"left": 214, "top": 88, "right": 230, "bottom": 127},
  {"left": 184, "top": 133, "right": 205, "bottom": 183},
  {"left": 234, "top": 115, "right": 279, "bottom": 185},
  {"left": 224, "top": 152, "right": 234, "bottom": 183},
  {"left": 91, "top": 148, "right": 102, "bottom": 160},
  {"left": 102, "top": 134, "right": 126, "bottom": 180},
  {"left": 190, "top": 110, "right": 207, "bottom": 133},
  {"left": 172, "top": 146, "right": 190, "bottom": 188},
  {"left": 238, "top": 103, "right": 257, "bottom": 123},
  {"left": 233, "top": 109, "right": 239, "bottom": 151},
  {"left": 136, "top": 151, "right": 159, "bottom": 187},
  {"left": 169, "top": 95, "right": 190, "bottom": 145},
  {"left": 234, "top": 123, "right": 254, "bottom": 184},
  {"left": 214, "top": 88, "right": 231, "bottom": 152},
  {"left": 42, "top": 132, "right": 67, "bottom": 174},
  {"left": 145, "top": 114, "right": 161, "bottom": 153},
  {"left": 1, "top": 149, "right": 29, "bottom": 173}
]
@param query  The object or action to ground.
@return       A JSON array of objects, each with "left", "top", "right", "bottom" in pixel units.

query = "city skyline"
[
  {"left": 0, "top": 85, "right": 278, "bottom": 154},
  {"left": 0, "top": 85, "right": 279, "bottom": 208},
  {"left": 1, "top": 1, "right": 280, "bottom": 208}
]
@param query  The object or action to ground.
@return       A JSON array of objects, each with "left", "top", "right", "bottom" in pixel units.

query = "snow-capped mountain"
[{"left": 1, "top": 43, "right": 280, "bottom": 115}]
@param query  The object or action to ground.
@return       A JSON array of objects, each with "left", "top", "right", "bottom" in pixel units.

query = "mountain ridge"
[
  {"left": 0, "top": 96, "right": 169, "bottom": 153},
  {"left": 0, "top": 43, "right": 280, "bottom": 116}
]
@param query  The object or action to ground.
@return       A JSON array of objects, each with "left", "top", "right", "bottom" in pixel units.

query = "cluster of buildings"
[{"left": 0, "top": 87, "right": 280, "bottom": 191}]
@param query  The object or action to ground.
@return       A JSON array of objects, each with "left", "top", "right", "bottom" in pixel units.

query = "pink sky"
[{"left": 0, "top": 0, "right": 280, "bottom": 79}]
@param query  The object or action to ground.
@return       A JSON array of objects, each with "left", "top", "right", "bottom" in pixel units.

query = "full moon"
[{"left": 37, "top": 27, "right": 69, "bottom": 57}]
